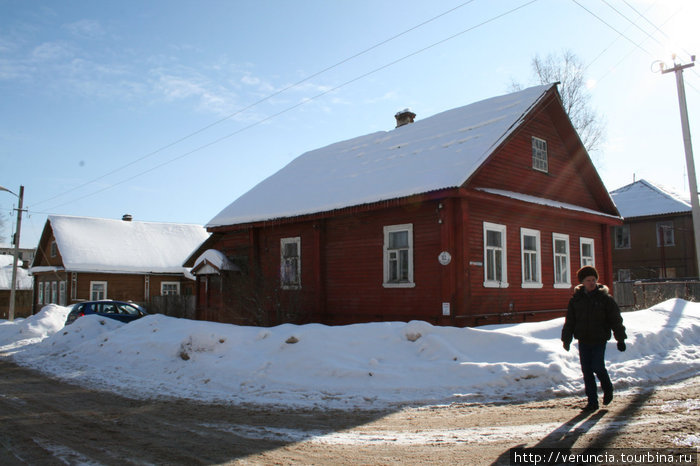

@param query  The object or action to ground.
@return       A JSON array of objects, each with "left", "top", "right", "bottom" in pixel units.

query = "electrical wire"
[
  {"left": 41, "top": 0, "right": 539, "bottom": 213},
  {"left": 32, "top": 0, "right": 479, "bottom": 209}
]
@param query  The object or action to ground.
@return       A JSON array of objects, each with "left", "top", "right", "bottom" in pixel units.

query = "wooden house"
[
  {"left": 609, "top": 179, "right": 696, "bottom": 280},
  {"left": 0, "top": 254, "right": 33, "bottom": 319},
  {"left": 30, "top": 215, "right": 209, "bottom": 313},
  {"left": 186, "top": 84, "right": 621, "bottom": 327}
]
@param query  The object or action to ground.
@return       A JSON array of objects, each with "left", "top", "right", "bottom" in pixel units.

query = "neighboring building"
[
  {"left": 610, "top": 179, "right": 696, "bottom": 280},
  {"left": 30, "top": 215, "right": 209, "bottom": 313},
  {"left": 0, "top": 254, "right": 33, "bottom": 319},
  {"left": 0, "top": 247, "right": 36, "bottom": 266},
  {"left": 186, "top": 84, "right": 621, "bottom": 327}
]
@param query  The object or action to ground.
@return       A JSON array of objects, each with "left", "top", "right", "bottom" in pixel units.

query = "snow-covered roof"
[
  {"left": 208, "top": 84, "right": 555, "bottom": 228},
  {"left": 610, "top": 179, "right": 691, "bottom": 219},
  {"left": 34, "top": 215, "right": 209, "bottom": 275},
  {"left": 192, "top": 249, "right": 240, "bottom": 274},
  {"left": 478, "top": 188, "right": 620, "bottom": 219},
  {"left": 0, "top": 255, "right": 32, "bottom": 290}
]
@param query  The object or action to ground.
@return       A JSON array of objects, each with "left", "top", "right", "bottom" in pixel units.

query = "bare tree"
[{"left": 512, "top": 50, "right": 605, "bottom": 154}]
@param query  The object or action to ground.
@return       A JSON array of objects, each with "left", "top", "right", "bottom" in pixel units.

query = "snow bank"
[{"left": 1, "top": 299, "right": 698, "bottom": 410}]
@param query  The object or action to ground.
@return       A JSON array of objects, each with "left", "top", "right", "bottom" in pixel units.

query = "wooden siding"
[
  {"left": 469, "top": 99, "right": 607, "bottom": 214},
  {"left": 198, "top": 190, "right": 615, "bottom": 327},
  {"left": 612, "top": 213, "right": 697, "bottom": 280}
]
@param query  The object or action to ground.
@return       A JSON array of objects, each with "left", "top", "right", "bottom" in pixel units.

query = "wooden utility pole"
[{"left": 661, "top": 58, "right": 700, "bottom": 277}]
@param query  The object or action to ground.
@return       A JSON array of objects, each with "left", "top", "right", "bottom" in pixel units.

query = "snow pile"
[{"left": 0, "top": 299, "right": 698, "bottom": 410}]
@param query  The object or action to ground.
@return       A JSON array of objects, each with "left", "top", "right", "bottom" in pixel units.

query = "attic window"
[
  {"left": 50, "top": 241, "right": 57, "bottom": 257},
  {"left": 532, "top": 137, "right": 548, "bottom": 173}
]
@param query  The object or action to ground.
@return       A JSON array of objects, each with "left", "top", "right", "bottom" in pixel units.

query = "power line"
[
  {"left": 33, "top": 0, "right": 478, "bottom": 209},
  {"left": 41, "top": 0, "right": 539, "bottom": 213}
]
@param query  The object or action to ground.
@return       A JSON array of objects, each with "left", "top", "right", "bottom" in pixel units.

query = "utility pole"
[
  {"left": 661, "top": 57, "right": 700, "bottom": 277},
  {"left": 9, "top": 185, "right": 24, "bottom": 322}
]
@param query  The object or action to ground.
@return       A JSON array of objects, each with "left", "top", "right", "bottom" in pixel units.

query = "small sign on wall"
[
  {"left": 442, "top": 302, "right": 450, "bottom": 316},
  {"left": 438, "top": 251, "right": 452, "bottom": 265}
]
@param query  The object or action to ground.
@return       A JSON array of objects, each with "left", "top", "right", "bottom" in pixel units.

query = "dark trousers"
[{"left": 578, "top": 342, "right": 613, "bottom": 404}]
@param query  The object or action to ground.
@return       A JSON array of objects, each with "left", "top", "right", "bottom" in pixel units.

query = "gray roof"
[{"left": 610, "top": 179, "right": 691, "bottom": 218}]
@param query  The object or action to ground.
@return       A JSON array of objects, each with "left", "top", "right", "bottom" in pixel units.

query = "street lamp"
[{"left": 0, "top": 185, "right": 24, "bottom": 321}]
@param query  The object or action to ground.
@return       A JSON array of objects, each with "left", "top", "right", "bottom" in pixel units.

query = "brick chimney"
[{"left": 394, "top": 108, "right": 416, "bottom": 128}]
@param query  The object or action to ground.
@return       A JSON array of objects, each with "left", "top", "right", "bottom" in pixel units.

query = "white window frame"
[
  {"left": 383, "top": 224, "right": 415, "bottom": 288},
  {"left": 656, "top": 221, "right": 675, "bottom": 247},
  {"left": 90, "top": 281, "right": 108, "bottom": 300},
  {"left": 483, "top": 222, "right": 508, "bottom": 288},
  {"left": 580, "top": 237, "right": 595, "bottom": 267},
  {"left": 553, "top": 233, "right": 571, "bottom": 288},
  {"left": 280, "top": 237, "right": 302, "bottom": 290},
  {"left": 59, "top": 281, "right": 66, "bottom": 305},
  {"left": 37, "top": 282, "right": 44, "bottom": 305},
  {"left": 44, "top": 282, "right": 50, "bottom": 304},
  {"left": 51, "top": 281, "right": 57, "bottom": 304},
  {"left": 520, "top": 228, "right": 542, "bottom": 288},
  {"left": 614, "top": 225, "right": 630, "bottom": 249},
  {"left": 532, "top": 137, "right": 548, "bottom": 173},
  {"left": 161, "top": 281, "right": 180, "bottom": 296}
]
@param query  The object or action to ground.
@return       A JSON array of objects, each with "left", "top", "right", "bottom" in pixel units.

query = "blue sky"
[{"left": 1, "top": 0, "right": 699, "bottom": 249}]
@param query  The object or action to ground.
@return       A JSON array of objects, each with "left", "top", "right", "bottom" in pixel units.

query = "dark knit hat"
[{"left": 577, "top": 265, "right": 598, "bottom": 283}]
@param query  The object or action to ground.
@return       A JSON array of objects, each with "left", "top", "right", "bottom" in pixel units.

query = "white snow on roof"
[
  {"left": 39, "top": 215, "right": 209, "bottom": 274},
  {"left": 207, "top": 84, "right": 554, "bottom": 228},
  {"left": 610, "top": 179, "right": 691, "bottom": 218},
  {"left": 477, "top": 188, "right": 620, "bottom": 219},
  {"left": 193, "top": 249, "right": 240, "bottom": 273},
  {"left": 0, "top": 255, "right": 32, "bottom": 290}
]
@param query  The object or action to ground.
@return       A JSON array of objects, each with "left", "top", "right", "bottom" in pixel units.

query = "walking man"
[{"left": 562, "top": 265, "right": 627, "bottom": 411}]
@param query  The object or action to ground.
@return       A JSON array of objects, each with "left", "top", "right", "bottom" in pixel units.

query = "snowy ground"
[{"left": 0, "top": 299, "right": 698, "bottom": 411}]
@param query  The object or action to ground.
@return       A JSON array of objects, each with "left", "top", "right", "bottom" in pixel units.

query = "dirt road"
[{"left": 0, "top": 358, "right": 697, "bottom": 465}]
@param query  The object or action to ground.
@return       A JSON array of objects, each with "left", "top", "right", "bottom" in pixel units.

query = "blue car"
[{"left": 65, "top": 300, "right": 148, "bottom": 325}]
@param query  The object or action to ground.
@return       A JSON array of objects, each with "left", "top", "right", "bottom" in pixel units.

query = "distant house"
[
  {"left": 186, "top": 84, "right": 621, "bottom": 327},
  {"left": 610, "top": 179, "right": 696, "bottom": 280},
  {"left": 0, "top": 255, "right": 33, "bottom": 319},
  {"left": 30, "top": 215, "right": 209, "bottom": 313}
]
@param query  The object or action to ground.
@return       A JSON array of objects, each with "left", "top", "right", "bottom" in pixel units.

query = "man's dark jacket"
[{"left": 561, "top": 284, "right": 626, "bottom": 345}]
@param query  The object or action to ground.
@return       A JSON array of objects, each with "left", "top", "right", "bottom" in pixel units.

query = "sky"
[
  {"left": 0, "top": 300, "right": 697, "bottom": 439},
  {"left": 1, "top": 0, "right": 700, "bottom": 249}
]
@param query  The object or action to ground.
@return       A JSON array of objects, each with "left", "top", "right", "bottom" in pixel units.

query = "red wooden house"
[{"left": 186, "top": 84, "right": 621, "bottom": 327}]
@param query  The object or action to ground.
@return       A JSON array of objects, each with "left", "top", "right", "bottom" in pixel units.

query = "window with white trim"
[
  {"left": 613, "top": 225, "right": 630, "bottom": 249},
  {"left": 656, "top": 221, "right": 675, "bottom": 247},
  {"left": 553, "top": 233, "right": 571, "bottom": 288},
  {"left": 484, "top": 222, "right": 508, "bottom": 288},
  {"left": 37, "top": 282, "right": 44, "bottom": 305},
  {"left": 44, "top": 282, "right": 50, "bottom": 304},
  {"left": 161, "top": 282, "right": 180, "bottom": 295},
  {"left": 51, "top": 281, "right": 57, "bottom": 303},
  {"left": 280, "top": 237, "right": 301, "bottom": 289},
  {"left": 90, "top": 281, "right": 107, "bottom": 300},
  {"left": 59, "top": 281, "right": 66, "bottom": 305},
  {"left": 383, "top": 224, "right": 414, "bottom": 287},
  {"left": 521, "top": 228, "right": 542, "bottom": 288},
  {"left": 532, "top": 137, "right": 548, "bottom": 173},
  {"left": 580, "top": 237, "right": 595, "bottom": 266}
]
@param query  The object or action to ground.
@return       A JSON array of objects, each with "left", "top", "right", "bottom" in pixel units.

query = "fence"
[
  {"left": 148, "top": 295, "right": 196, "bottom": 319},
  {"left": 613, "top": 280, "right": 700, "bottom": 311}
]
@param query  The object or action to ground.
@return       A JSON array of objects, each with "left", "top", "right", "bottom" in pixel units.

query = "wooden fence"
[
  {"left": 148, "top": 295, "right": 196, "bottom": 319},
  {"left": 613, "top": 280, "right": 700, "bottom": 311}
]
